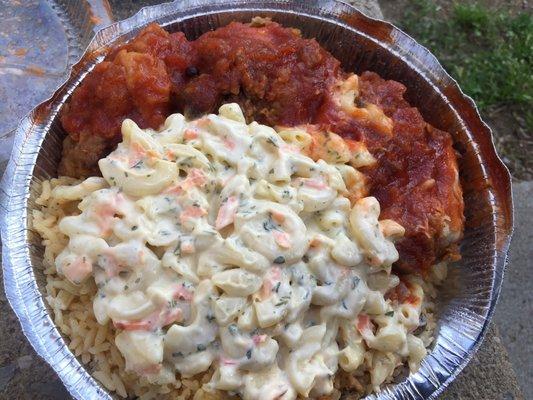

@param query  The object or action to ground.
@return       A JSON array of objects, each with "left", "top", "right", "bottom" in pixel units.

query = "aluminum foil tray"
[{"left": 0, "top": 1, "right": 513, "bottom": 399}]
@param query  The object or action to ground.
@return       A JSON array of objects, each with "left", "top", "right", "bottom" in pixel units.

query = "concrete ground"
[
  {"left": 439, "top": 183, "right": 532, "bottom": 400},
  {"left": 0, "top": 0, "right": 530, "bottom": 399},
  {"left": 493, "top": 181, "right": 533, "bottom": 398}
]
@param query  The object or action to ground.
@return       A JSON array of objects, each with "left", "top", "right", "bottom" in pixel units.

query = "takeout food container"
[{"left": 0, "top": 1, "right": 513, "bottom": 399}]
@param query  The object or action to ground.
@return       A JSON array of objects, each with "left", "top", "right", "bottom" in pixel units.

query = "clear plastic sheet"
[
  {"left": 0, "top": 1, "right": 513, "bottom": 399},
  {"left": 0, "top": 0, "right": 112, "bottom": 165}
]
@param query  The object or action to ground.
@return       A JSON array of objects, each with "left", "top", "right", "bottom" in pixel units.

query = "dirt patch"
[{"left": 484, "top": 107, "right": 532, "bottom": 180}]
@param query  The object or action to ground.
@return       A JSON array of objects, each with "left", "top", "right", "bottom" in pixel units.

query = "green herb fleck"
[
  {"left": 228, "top": 324, "right": 238, "bottom": 336},
  {"left": 132, "top": 160, "right": 144, "bottom": 169},
  {"left": 197, "top": 344, "right": 206, "bottom": 352},
  {"left": 351, "top": 276, "right": 360, "bottom": 290},
  {"left": 266, "top": 137, "right": 279, "bottom": 148}
]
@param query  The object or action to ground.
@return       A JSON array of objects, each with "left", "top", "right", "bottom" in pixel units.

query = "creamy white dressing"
[{"left": 54, "top": 104, "right": 427, "bottom": 398}]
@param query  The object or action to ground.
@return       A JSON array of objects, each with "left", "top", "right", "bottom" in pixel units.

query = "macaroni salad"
[{"left": 53, "top": 104, "right": 429, "bottom": 399}]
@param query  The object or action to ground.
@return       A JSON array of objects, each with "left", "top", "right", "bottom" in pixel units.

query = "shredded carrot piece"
[
  {"left": 273, "top": 230, "right": 291, "bottom": 248},
  {"left": 215, "top": 196, "right": 239, "bottom": 230},
  {"left": 184, "top": 129, "right": 199, "bottom": 140}
]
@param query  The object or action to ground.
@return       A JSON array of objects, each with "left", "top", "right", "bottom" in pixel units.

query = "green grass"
[{"left": 398, "top": 1, "right": 532, "bottom": 131}]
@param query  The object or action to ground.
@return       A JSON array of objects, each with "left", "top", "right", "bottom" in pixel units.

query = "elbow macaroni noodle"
[{"left": 43, "top": 104, "right": 441, "bottom": 399}]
